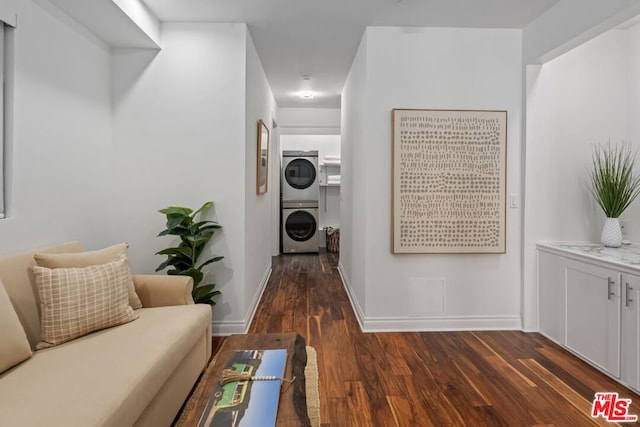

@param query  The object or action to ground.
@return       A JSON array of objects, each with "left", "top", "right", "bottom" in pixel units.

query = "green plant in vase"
[
  {"left": 590, "top": 143, "right": 640, "bottom": 247},
  {"left": 156, "top": 201, "right": 223, "bottom": 305}
]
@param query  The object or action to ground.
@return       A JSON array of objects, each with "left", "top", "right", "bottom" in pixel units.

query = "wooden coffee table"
[{"left": 180, "top": 333, "right": 311, "bottom": 427}]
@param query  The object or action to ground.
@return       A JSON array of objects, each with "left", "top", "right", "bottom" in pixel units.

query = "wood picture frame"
[
  {"left": 392, "top": 109, "right": 507, "bottom": 254},
  {"left": 257, "top": 119, "right": 270, "bottom": 194}
]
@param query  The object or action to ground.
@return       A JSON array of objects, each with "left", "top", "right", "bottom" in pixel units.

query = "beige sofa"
[{"left": 0, "top": 242, "right": 212, "bottom": 427}]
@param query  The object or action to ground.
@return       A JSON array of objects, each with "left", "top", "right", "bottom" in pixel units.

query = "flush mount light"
[{"left": 299, "top": 91, "right": 314, "bottom": 100}]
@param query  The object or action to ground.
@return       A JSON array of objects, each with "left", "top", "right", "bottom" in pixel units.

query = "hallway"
[{"left": 242, "top": 253, "right": 640, "bottom": 426}]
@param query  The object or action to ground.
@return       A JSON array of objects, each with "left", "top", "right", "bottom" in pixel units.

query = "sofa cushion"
[
  {"left": 0, "top": 305, "right": 211, "bottom": 427},
  {"left": 31, "top": 257, "right": 138, "bottom": 348},
  {"left": 0, "top": 278, "right": 32, "bottom": 374},
  {"left": 34, "top": 243, "right": 143, "bottom": 309}
]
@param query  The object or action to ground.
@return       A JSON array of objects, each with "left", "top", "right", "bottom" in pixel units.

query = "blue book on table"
[{"left": 197, "top": 348, "right": 288, "bottom": 427}]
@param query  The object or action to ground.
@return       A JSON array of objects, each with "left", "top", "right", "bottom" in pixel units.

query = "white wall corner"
[
  {"left": 0, "top": 0, "right": 17, "bottom": 27},
  {"left": 523, "top": 0, "right": 640, "bottom": 64},
  {"left": 0, "top": 13, "right": 17, "bottom": 28},
  {"left": 337, "top": 261, "right": 366, "bottom": 331},
  {"left": 112, "top": 0, "right": 161, "bottom": 46},
  {"left": 212, "top": 263, "right": 272, "bottom": 336},
  {"left": 48, "top": 0, "right": 160, "bottom": 48}
]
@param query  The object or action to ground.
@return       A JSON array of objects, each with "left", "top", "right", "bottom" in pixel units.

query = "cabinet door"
[
  {"left": 621, "top": 273, "right": 640, "bottom": 391},
  {"left": 538, "top": 251, "right": 566, "bottom": 344},
  {"left": 566, "top": 260, "right": 620, "bottom": 378}
]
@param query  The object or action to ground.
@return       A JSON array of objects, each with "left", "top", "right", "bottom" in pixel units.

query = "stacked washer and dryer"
[{"left": 281, "top": 150, "right": 319, "bottom": 253}]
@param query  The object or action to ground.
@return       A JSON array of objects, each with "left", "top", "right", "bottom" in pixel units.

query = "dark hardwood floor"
[{"left": 215, "top": 252, "right": 640, "bottom": 426}]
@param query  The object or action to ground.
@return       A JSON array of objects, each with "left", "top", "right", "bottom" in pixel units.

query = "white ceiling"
[{"left": 141, "top": 0, "right": 560, "bottom": 108}]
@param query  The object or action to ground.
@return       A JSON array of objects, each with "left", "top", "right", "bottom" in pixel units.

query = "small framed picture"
[{"left": 257, "top": 119, "right": 270, "bottom": 194}]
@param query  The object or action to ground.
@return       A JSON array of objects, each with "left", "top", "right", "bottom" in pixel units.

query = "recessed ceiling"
[{"left": 141, "top": 0, "right": 560, "bottom": 108}]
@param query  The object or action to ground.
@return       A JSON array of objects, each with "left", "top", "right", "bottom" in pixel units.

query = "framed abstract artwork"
[
  {"left": 257, "top": 119, "right": 270, "bottom": 194},
  {"left": 392, "top": 109, "right": 507, "bottom": 254}
]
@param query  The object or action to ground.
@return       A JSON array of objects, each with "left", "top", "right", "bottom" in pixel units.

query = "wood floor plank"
[
  {"left": 345, "top": 381, "right": 375, "bottom": 427},
  {"left": 243, "top": 253, "right": 640, "bottom": 426},
  {"left": 520, "top": 358, "right": 614, "bottom": 426}
]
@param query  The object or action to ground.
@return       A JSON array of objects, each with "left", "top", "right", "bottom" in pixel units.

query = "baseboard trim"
[
  {"left": 337, "top": 261, "right": 521, "bottom": 332},
  {"left": 337, "top": 261, "right": 365, "bottom": 331},
  {"left": 211, "top": 263, "right": 272, "bottom": 336},
  {"left": 359, "top": 315, "right": 522, "bottom": 332}
]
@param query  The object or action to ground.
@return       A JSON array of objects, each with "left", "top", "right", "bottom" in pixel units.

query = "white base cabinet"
[
  {"left": 538, "top": 243, "right": 640, "bottom": 392},
  {"left": 621, "top": 273, "right": 640, "bottom": 391},
  {"left": 565, "top": 261, "right": 620, "bottom": 377}
]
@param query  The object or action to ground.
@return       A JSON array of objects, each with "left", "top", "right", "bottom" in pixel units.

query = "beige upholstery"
[
  {"left": 134, "top": 275, "right": 194, "bottom": 307},
  {"left": 0, "top": 242, "right": 212, "bottom": 427},
  {"left": 34, "top": 242, "right": 143, "bottom": 310},
  {"left": 0, "top": 278, "right": 32, "bottom": 374},
  {"left": 0, "top": 241, "right": 83, "bottom": 349},
  {"left": 0, "top": 306, "right": 211, "bottom": 426}
]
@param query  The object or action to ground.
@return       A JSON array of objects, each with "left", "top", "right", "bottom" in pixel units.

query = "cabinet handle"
[
  {"left": 608, "top": 277, "right": 615, "bottom": 300},
  {"left": 626, "top": 282, "right": 634, "bottom": 307}
]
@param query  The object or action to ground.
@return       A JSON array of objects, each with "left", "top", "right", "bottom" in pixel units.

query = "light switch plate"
[{"left": 509, "top": 194, "right": 519, "bottom": 208}]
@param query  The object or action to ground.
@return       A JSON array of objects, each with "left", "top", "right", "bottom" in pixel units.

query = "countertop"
[{"left": 537, "top": 241, "right": 640, "bottom": 272}]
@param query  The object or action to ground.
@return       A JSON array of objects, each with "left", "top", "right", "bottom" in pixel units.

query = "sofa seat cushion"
[{"left": 0, "top": 304, "right": 211, "bottom": 427}]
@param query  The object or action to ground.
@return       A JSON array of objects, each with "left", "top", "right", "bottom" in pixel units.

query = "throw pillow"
[
  {"left": 0, "top": 278, "right": 32, "bottom": 373},
  {"left": 31, "top": 257, "right": 139, "bottom": 349},
  {"left": 33, "top": 243, "right": 143, "bottom": 309}
]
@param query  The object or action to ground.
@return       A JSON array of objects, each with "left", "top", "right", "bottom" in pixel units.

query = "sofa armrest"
[{"left": 133, "top": 275, "right": 194, "bottom": 307}]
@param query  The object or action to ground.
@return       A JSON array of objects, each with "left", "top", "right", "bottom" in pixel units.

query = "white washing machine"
[
  {"left": 282, "top": 150, "right": 319, "bottom": 202},
  {"left": 282, "top": 202, "right": 319, "bottom": 253}
]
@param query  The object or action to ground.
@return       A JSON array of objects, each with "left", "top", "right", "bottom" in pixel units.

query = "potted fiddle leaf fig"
[
  {"left": 156, "top": 201, "right": 223, "bottom": 305},
  {"left": 590, "top": 142, "right": 640, "bottom": 247}
]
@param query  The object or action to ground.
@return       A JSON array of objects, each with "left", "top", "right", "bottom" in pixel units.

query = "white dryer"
[
  {"left": 282, "top": 150, "right": 319, "bottom": 202},
  {"left": 282, "top": 202, "right": 319, "bottom": 253}
]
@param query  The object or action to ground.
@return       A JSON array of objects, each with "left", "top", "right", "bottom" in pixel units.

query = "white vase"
[{"left": 602, "top": 217, "right": 623, "bottom": 248}]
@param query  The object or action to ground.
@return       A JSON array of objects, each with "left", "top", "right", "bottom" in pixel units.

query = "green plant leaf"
[
  {"left": 184, "top": 235, "right": 210, "bottom": 245},
  {"left": 181, "top": 267, "right": 204, "bottom": 287},
  {"left": 193, "top": 284, "right": 215, "bottom": 299},
  {"left": 194, "top": 288, "right": 221, "bottom": 305},
  {"left": 157, "top": 225, "right": 190, "bottom": 237},
  {"left": 192, "top": 201, "right": 213, "bottom": 218},
  {"left": 159, "top": 206, "right": 193, "bottom": 216},
  {"left": 198, "top": 256, "right": 224, "bottom": 269},
  {"left": 156, "top": 247, "right": 193, "bottom": 258},
  {"left": 166, "top": 215, "right": 188, "bottom": 229},
  {"left": 156, "top": 258, "right": 172, "bottom": 272},
  {"left": 590, "top": 142, "right": 640, "bottom": 218},
  {"left": 191, "top": 220, "right": 222, "bottom": 229},
  {"left": 157, "top": 201, "right": 224, "bottom": 305}
]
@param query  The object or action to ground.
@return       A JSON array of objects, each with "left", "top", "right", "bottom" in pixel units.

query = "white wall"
[
  {"left": 523, "top": 30, "right": 628, "bottom": 330},
  {"left": 523, "top": 0, "right": 640, "bottom": 64},
  {"left": 0, "top": 0, "right": 112, "bottom": 254},
  {"left": 340, "top": 33, "right": 368, "bottom": 317},
  {"left": 112, "top": 0, "right": 160, "bottom": 45},
  {"left": 111, "top": 23, "right": 249, "bottom": 334},
  {"left": 626, "top": 23, "right": 640, "bottom": 240},
  {"left": 341, "top": 27, "right": 523, "bottom": 331},
  {"left": 244, "top": 29, "right": 277, "bottom": 322},
  {"left": 278, "top": 107, "right": 340, "bottom": 135}
]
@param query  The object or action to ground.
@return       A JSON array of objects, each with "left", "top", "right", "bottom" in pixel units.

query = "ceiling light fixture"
[{"left": 299, "top": 91, "right": 314, "bottom": 100}]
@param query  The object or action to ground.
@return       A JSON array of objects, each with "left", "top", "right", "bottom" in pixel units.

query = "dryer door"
[
  {"left": 284, "top": 158, "right": 316, "bottom": 190},
  {"left": 285, "top": 210, "right": 317, "bottom": 242}
]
